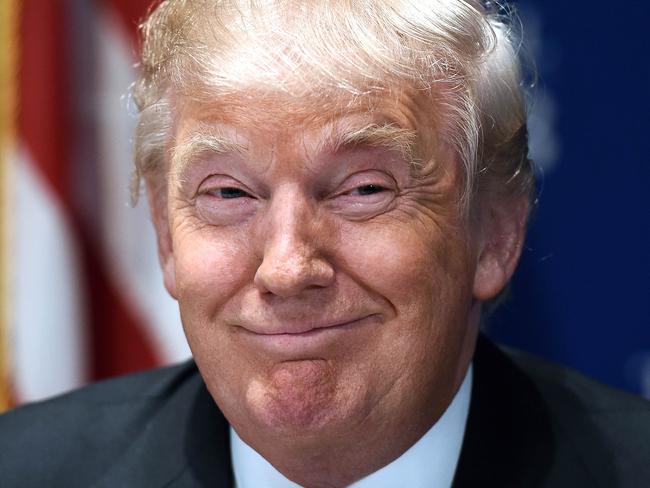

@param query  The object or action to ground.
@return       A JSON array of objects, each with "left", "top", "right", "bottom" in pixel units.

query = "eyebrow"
[
  {"left": 325, "top": 123, "right": 419, "bottom": 165},
  {"left": 171, "top": 122, "right": 420, "bottom": 183},
  {"left": 171, "top": 131, "right": 249, "bottom": 182}
]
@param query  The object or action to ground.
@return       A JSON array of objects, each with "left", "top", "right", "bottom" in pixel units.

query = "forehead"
[{"left": 173, "top": 85, "right": 441, "bottom": 154}]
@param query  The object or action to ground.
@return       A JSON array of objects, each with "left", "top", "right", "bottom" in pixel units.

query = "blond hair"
[{"left": 133, "top": 0, "right": 534, "bottom": 209}]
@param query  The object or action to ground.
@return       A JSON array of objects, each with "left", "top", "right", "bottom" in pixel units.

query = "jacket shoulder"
[
  {"left": 506, "top": 345, "right": 650, "bottom": 483},
  {"left": 0, "top": 361, "right": 201, "bottom": 486},
  {"left": 507, "top": 345, "right": 650, "bottom": 411},
  {"left": 455, "top": 337, "right": 650, "bottom": 488}
]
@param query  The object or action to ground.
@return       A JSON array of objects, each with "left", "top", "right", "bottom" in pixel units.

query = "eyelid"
[
  {"left": 333, "top": 170, "right": 398, "bottom": 196},
  {"left": 208, "top": 187, "right": 253, "bottom": 199},
  {"left": 196, "top": 174, "right": 256, "bottom": 197}
]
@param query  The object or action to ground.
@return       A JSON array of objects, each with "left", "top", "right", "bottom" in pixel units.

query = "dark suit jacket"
[{"left": 1, "top": 337, "right": 649, "bottom": 487}]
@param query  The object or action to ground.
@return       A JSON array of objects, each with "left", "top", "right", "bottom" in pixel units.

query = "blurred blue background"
[{"left": 486, "top": 0, "right": 650, "bottom": 396}]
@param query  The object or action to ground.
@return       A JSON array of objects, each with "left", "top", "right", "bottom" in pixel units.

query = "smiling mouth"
[
  {"left": 237, "top": 315, "right": 379, "bottom": 354},
  {"left": 241, "top": 314, "right": 379, "bottom": 335}
]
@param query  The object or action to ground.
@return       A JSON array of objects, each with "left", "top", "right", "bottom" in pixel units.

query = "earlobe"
[
  {"left": 162, "top": 257, "right": 177, "bottom": 299},
  {"left": 473, "top": 250, "right": 509, "bottom": 301},
  {"left": 145, "top": 179, "right": 178, "bottom": 299},
  {"left": 472, "top": 196, "right": 529, "bottom": 301}
]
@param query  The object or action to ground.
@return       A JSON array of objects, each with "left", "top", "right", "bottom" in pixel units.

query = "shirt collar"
[{"left": 231, "top": 365, "right": 473, "bottom": 488}]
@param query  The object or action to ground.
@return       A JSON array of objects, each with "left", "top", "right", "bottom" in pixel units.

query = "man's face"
[{"left": 155, "top": 88, "right": 487, "bottom": 452}]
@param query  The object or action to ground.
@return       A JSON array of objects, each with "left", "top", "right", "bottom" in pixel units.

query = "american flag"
[{"left": 0, "top": 0, "right": 189, "bottom": 409}]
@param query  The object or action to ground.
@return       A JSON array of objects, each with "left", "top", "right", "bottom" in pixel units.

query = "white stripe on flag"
[{"left": 11, "top": 146, "right": 88, "bottom": 402}]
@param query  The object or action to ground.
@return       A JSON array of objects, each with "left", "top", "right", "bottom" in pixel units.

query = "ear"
[
  {"left": 146, "top": 179, "right": 178, "bottom": 299},
  {"left": 472, "top": 195, "right": 530, "bottom": 301}
]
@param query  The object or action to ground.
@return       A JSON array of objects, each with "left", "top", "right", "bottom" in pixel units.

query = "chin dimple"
[{"left": 247, "top": 359, "right": 338, "bottom": 429}]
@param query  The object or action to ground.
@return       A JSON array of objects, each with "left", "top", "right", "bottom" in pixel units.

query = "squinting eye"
[
  {"left": 350, "top": 184, "right": 387, "bottom": 196},
  {"left": 210, "top": 187, "right": 251, "bottom": 199}
]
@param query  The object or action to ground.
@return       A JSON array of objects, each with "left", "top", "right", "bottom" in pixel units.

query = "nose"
[{"left": 254, "top": 189, "right": 335, "bottom": 297}]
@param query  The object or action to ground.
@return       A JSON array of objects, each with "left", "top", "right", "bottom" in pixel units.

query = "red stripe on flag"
[
  {"left": 83, "top": 238, "right": 159, "bottom": 379},
  {"left": 19, "top": 1, "right": 71, "bottom": 211},
  {"left": 103, "top": 0, "right": 156, "bottom": 41},
  {"left": 19, "top": 0, "right": 159, "bottom": 382}
]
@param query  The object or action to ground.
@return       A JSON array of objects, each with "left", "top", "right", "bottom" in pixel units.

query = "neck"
[{"left": 257, "top": 423, "right": 428, "bottom": 487}]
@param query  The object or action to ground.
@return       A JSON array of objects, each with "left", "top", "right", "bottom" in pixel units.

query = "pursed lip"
[
  {"left": 234, "top": 314, "right": 379, "bottom": 354},
  {"left": 238, "top": 314, "right": 378, "bottom": 336}
]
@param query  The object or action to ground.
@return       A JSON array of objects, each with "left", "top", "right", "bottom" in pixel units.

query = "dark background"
[{"left": 486, "top": 0, "right": 650, "bottom": 396}]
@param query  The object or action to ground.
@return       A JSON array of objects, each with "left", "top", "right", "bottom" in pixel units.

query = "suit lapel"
[
  {"left": 175, "top": 382, "right": 235, "bottom": 487},
  {"left": 452, "top": 336, "right": 556, "bottom": 488},
  {"left": 92, "top": 369, "right": 234, "bottom": 488}
]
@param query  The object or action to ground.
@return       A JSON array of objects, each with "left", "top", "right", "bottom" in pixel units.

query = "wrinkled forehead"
[
  {"left": 170, "top": 83, "right": 446, "bottom": 173},
  {"left": 176, "top": 82, "right": 424, "bottom": 131}
]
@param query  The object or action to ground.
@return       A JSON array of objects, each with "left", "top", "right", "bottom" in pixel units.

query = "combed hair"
[{"left": 132, "top": 0, "right": 534, "bottom": 209}]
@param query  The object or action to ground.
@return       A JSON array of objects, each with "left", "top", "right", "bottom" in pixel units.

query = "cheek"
[
  {"left": 173, "top": 227, "right": 256, "bottom": 330},
  {"left": 342, "top": 219, "right": 472, "bottom": 310},
  {"left": 339, "top": 219, "right": 475, "bottom": 370}
]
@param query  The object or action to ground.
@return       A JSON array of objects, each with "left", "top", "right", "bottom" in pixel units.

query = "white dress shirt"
[{"left": 231, "top": 365, "right": 472, "bottom": 488}]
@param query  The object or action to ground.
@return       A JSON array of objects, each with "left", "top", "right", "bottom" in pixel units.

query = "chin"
[{"left": 242, "top": 359, "right": 366, "bottom": 435}]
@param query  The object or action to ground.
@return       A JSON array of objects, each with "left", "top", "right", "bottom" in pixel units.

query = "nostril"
[{"left": 253, "top": 253, "right": 335, "bottom": 297}]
